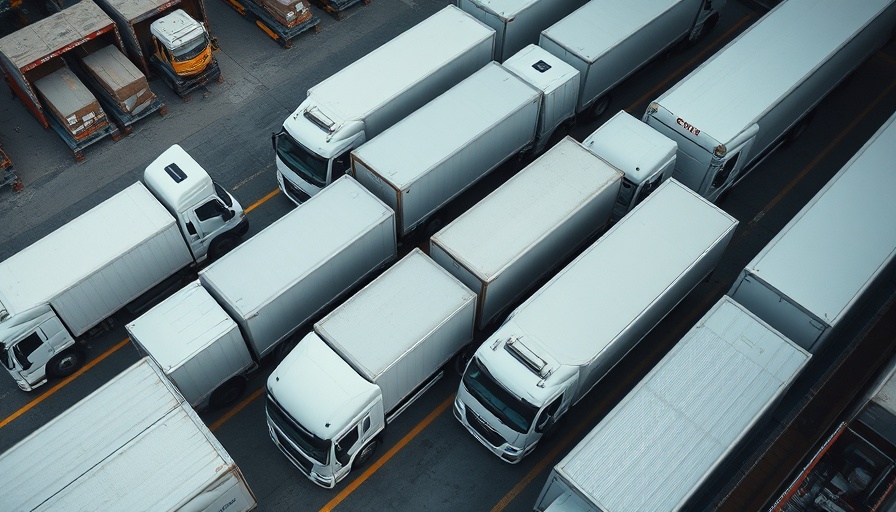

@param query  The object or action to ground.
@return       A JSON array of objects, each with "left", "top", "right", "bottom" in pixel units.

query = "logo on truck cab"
[{"left": 677, "top": 118, "right": 701, "bottom": 136}]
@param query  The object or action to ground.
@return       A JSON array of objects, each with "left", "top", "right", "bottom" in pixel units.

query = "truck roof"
[
  {"left": 540, "top": 0, "right": 682, "bottom": 64},
  {"left": 653, "top": 0, "right": 893, "bottom": 146},
  {"left": 150, "top": 9, "right": 204, "bottom": 50},
  {"left": 315, "top": 249, "right": 475, "bottom": 383},
  {"left": 269, "top": 332, "right": 380, "bottom": 440},
  {"left": 125, "top": 281, "right": 239, "bottom": 371},
  {"left": 0, "top": 1, "right": 114, "bottom": 70},
  {"left": 143, "top": 144, "right": 215, "bottom": 214},
  {"left": 501, "top": 44, "right": 579, "bottom": 98},
  {"left": 477, "top": 180, "right": 736, "bottom": 376},
  {"left": 352, "top": 62, "right": 540, "bottom": 190},
  {"left": 0, "top": 358, "right": 250, "bottom": 510},
  {"left": 198, "top": 176, "right": 393, "bottom": 320},
  {"left": 582, "top": 110, "right": 677, "bottom": 185},
  {"left": 295, "top": 6, "right": 493, "bottom": 131},
  {"left": 0, "top": 183, "right": 175, "bottom": 317},
  {"left": 431, "top": 137, "right": 621, "bottom": 282},
  {"left": 743, "top": 111, "right": 896, "bottom": 328},
  {"left": 460, "top": 0, "right": 542, "bottom": 19},
  {"left": 551, "top": 297, "right": 809, "bottom": 511}
]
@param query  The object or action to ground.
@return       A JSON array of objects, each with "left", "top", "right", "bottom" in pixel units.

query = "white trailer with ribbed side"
[
  {"left": 454, "top": 179, "right": 738, "bottom": 463},
  {"left": 0, "top": 357, "right": 257, "bottom": 511},
  {"left": 266, "top": 249, "right": 476, "bottom": 488},
  {"left": 429, "top": 136, "right": 622, "bottom": 330},
  {"left": 642, "top": 0, "right": 896, "bottom": 203},
  {"left": 728, "top": 110, "right": 896, "bottom": 353},
  {"left": 128, "top": 175, "right": 397, "bottom": 409},
  {"left": 533, "top": 296, "right": 810, "bottom": 512}
]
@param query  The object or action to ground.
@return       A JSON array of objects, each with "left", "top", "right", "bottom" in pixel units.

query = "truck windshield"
[
  {"left": 274, "top": 129, "right": 328, "bottom": 188},
  {"left": 267, "top": 393, "right": 331, "bottom": 465},
  {"left": 462, "top": 357, "right": 538, "bottom": 434},
  {"left": 172, "top": 34, "right": 209, "bottom": 62},
  {"left": 0, "top": 343, "right": 10, "bottom": 369},
  {"left": 213, "top": 181, "right": 233, "bottom": 207}
]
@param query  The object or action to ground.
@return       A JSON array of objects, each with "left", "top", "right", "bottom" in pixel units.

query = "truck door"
[
  {"left": 8, "top": 330, "right": 52, "bottom": 382},
  {"left": 184, "top": 199, "right": 233, "bottom": 256},
  {"left": 705, "top": 136, "right": 755, "bottom": 202},
  {"left": 333, "top": 424, "right": 361, "bottom": 474}
]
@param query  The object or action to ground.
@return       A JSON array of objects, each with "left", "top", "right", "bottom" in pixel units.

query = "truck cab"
[
  {"left": 582, "top": 111, "right": 677, "bottom": 220},
  {"left": 144, "top": 144, "right": 248, "bottom": 262},
  {"left": 273, "top": 99, "right": 362, "bottom": 204},
  {"left": 148, "top": 9, "right": 220, "bottom": 96},
  {"left": 454, "top": 325, "right": 576, "bottom": 463},
  {"left": 266, "top": 333, "right": 384, "bottom": 488}
]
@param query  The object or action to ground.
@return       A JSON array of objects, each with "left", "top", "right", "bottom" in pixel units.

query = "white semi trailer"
[
  {"left": 539, "top": 0, "right": 725, "bottom": 117},
  {"left": 274, "top": 5, "right": 495, "bottom": 203},
  {"left": 0, "top": 357, "right": 257, "bottom": 511},
  {"left": 429, "top": 136, "right": 622, "bottom": 330},
  {"left": 351, "top": 45, "right": 579, "bottom": 237},
  {"left": 266, "top": 249, "right": 476, "bottom": 488},
  {"left": 127, "top": 176, "right": 396, "bottom": 409},
  {"left": 0, "top": 145, "right": 247, "bottom": 391},
  {"left": 456, "top": 0, "right": 587, "bottom": 62},
  {"left": 642, "top": 0, "right": 896, "bottom": 203},
  {"left": 533, "top": 296, "right": 810, "bottom": 512},
  {"left": 728, "top": 110, "right": 896, "bottom": 353},
  {"left": 454, "top": 179, "right": 737, "bottom": 463}
]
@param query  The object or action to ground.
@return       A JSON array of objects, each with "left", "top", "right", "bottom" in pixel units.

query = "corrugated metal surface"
[
  {"left": 0, "top": 359, "right": 254, "bottom": 511},
  {"left": 552, "top": 297, "right": 809, "bottom": 512}
]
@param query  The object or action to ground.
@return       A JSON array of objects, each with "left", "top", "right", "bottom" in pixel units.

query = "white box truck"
[
  {"left": 539, "top": 0, "right": 724, "bottom": 117},
  {"left": 0, "top": 357, "right": 257, "bottom": 512},
  {"left": 351, "top": 45, "right": 579, "bottom": 237},
  {"left": 728, "top": 111, "right": 896, "bottom": 353},
  {"left": 266, "top": 249, "right": 476, "bottom": 488},
  {"left": 533, "top": 296, "right": 810, "bottom": 512},
  {"left": 642, "top": 0, "right": 896, "bottom": 203},
  {"left": 127, "top": 175, "right": 397, "bottom": 409},
  {"left": 430, "top": 136, "right": 622, "bottom": 330},
  {"left": 454, "top": 179, "right": 738, "bottom": 463},
  {"left": 581, "top": 110, "right": 677, "bottom": 221},
  {"left": 456, "top": 0, "right": 588, "bottom": 62},
  {"left": 274, "top": 5, "right": 495, "bottom": 204},
  {"left": 0, "top": 145, "right": 248, "bottom": 391}
]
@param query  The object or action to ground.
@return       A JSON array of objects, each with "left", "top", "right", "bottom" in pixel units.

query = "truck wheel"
[
  {"left": 48, "top": 349, "right": 85, "bottom": 378},
  {"left": 354, "top": 439, "right": 379, "bottom": 468},
  {"left": 589, "top": 94, "right": 611, "bottom": 118},
  {"left": 209, "top": 235, "right": 238, "bottom": 261},
  {"left": 209, "top": 377, "right": 247, "bottom": 409},
  {"left": 453, "top": 343, "right": 478, "bottom": 375}
]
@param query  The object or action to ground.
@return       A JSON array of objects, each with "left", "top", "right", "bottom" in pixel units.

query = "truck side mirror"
[{"left": 221, "top": 209, "right": 235, "bottom": 221}]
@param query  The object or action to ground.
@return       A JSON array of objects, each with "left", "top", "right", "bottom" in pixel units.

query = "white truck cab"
[{"left": 0, "top": 144, "right": 246, "bottom": 391}]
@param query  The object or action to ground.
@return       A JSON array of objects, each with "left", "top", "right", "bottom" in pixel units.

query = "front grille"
[
  {"left": 466, "top": 408, "right": 505, "bottom": 448},
  {"left": 273, "top": 428, "right": 313, "bottom": 474},
  {"left": 283, "top": 177, "right": 311, "bottom": 203}
]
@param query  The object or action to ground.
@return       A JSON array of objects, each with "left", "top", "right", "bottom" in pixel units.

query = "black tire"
[
  {"left": 589, "top": 94, "right": 611, "bottom": 119},
  {"left": 453, "top": 344, "right": 478, "bottom": 376},
  {"left": 209, "top": 377, "right": 247, "bottom": 409},
  {"left": 48, "top": 349, "right": 85, "bottom": 378},
  {"left": 354, "top": 438, "right": 379, "bottom": 468},
  {"left": 423, "top": 217, "right": 443, "bottom": 238},
  {"left": 208, "top": 235, "right": 237, "bottom": 261}
]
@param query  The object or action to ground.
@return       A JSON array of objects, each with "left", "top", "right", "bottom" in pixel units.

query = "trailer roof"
[
  {"left": 554, "top": 297, "right": 809, "bottom": 511},
  {"left": 0, "top": 359, "right": 239, "bottom": 510},
  {"left": 745, "top": 112, "right": 896, "bottom": 327},
  {"left": 540, "top": 0, "right": 683, "bottom": 64},
  {"left": 126, "top": 281, "right": 239, "bottom": 370},
  {"left": 0, "top": 183, "right": 175, "bottom": 316},
  {"left": 304, "top": 6, "right": 493, "bottom": 126},
  {"left": 431, "top": 137, "right": 621, "bottom": 281},
  {"left": 507, "top": 179, "right": 736, "bottom": 365},
  {"left": 198, "top": 176, "right": 393, "bottom": 319},
  {"left": 353, "top": 62, "right": 540, "bottom": 189},
  {"left": 0, "top": 0, "right": 113, "bottom": 70},
  {"left": 654, "top": 0, "right": 894, "bottom": 145},
  {"left": 315, "top": 249, "right": 475, "bottom": 382},
  {"left": 97, "top": 0, "right": 185, "bottom": 23}
]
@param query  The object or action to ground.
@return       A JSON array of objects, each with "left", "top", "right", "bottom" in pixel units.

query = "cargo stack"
[
  {"left": 259, "top": 0, "right": 314, "bottom": 28},
  {"left": 34, "top": 66, "right": 109, "bottom": 142},
  {"left": 81, "top": 45, "right": 160, "bottom": 118}
]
